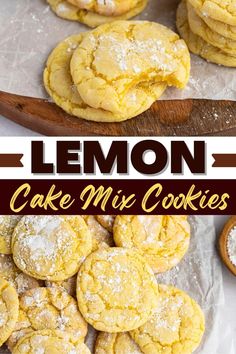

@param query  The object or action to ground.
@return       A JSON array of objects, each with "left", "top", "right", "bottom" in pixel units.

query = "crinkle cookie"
[
  {"left": 45, "top": 275, "right": 77, "bottom": 297},
  {"left": 77, "top": 247, "right": 159, "bottom": 332},
  {"left": 0, "top": 216, "right": 21, "bottom": 254},
  {"left": 0, "top": 277, "right": 19, "bottom": 346},
  {"left": 12, "top": 329, "right": 91, "bottom": 354},
  {"left": 47, "top": 0, "right": 147, "bottom": 28},
  {"left": 70, "top": 21, "right": 190, "bottom": 115},
  {"left": 0, "top": 254, "right": 42, "bottom": 296},
  {"left": 44, "top": 34, "right": 166, "bottom": 123},
  {"left": 7, "top": 287, "right": 87, "bottom": 350},
  {"left": 187, "top": 2, "right": 236, "bottom": 55},
  {"left": 82, "top": 215, "right": 114, "bottom": 251},
  {"left": 188, "top": 0, "right": 236, "bottom": 26},
  {"left": 114, "top": 215, "right": 190, "bottom": 273},
  {"left": 130, "top": 284, "right": 205, "bottom": 354},
  {"left": 96, "top": 215, "right": 116, "bottom": 233},
  {"left": 12, "top": 216, "right": 92, "bottom": 281},
  {"left": 95, "top": 332, "right": 142, "bottom": 354},
  {"left": 190, "top": 4, "right": 236, "bottom": 40},
  {"left": 67, "top": 0, "right": 141, "bottom": 16},
  {"left": 177, "top": 1, "right": 236, "bottom": 67}
]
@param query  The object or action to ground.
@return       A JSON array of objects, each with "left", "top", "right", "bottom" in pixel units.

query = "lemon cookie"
[
  {"left": 187, "top": 2, "right": 236, "bottom": 55},
  {"left": 45, "top": 275, "right": 77, "bottom": 297},
  {"left": 95, "top": 332, "right": 142, "bottom": 354},
  {"left": 96, "top": 215, "right": 116, "bottom": 233},
  {"left": 7, "top": 287, "right": 87, "bottom": 350},
  {"left": 77, "top": 247, "right": 159, "bottom": 332},
  {"left": 68, "top": 0, "right": 142, "bottom": 16},
  {"left": 114, "top": 215, "right": 190, "bottom": 273},
  {"left": 177, "top": 1, "right": 236, "bottom": 67},
  {"left": 70, "top": 21, "right": 190, "bottom": 115},
  {"left": 188, "top": 0, "right": 236, "bottom": 26},
  {"left": 0, "top": 254, "right": 42, "bottom": 296},
  {"left": 83, "top": 215, "right": 114, "bottom": 250},
  {"left": 44, "top": 34, "right": 166, "bottom": 123},
  {"left": 12, "top": 215, "right": 92, "bottom": 281},
  {"left": 130, "top": 284, "right": 205, "bottom": 354},
  {"left": 12, "top": 329, "right": 91, "bottom": 354},
  {"left": 0, "top": 277, "right": 19, "bottom": 346},
  {"left": 0, "top": 216, "right": 21, "bottom": 254},
  {"left": 47, "top": 0, "right": 147, "bottom": 28}
]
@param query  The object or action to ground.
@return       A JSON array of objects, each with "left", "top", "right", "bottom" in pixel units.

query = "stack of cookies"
[
  {"left": 177, "top": 0, "right": 236, "bottom": 67},
  {"left": 47, "top": 0, "right": 148, "bottom": 28},
  {"left": 44, "top": 20, "right": 190, "bottom": 123},
  {"left": 0, "top": 215, "right": 205, "bottom": 354}
]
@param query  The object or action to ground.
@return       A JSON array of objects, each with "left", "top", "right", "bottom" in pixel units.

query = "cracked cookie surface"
[
  {"left": 0, "top": 216, "right": 21, "bottom": 254},
  {"left": 96, "top": 215, "right": 116, "bottom": 233},
  {"left": 67, "top": 0, "right": 141, "bottom": 16},
  {"left": 46, "top": 275, "right": 77, "bottom": 297},
  {"left": 12, "top": 329, "right": 91, "bottom": 354},
  {"left": 95, "top": 332, "right": 142, "bottom": 353},
  {"left": 70, "top": 21, "right": 190, "bottom": 114},
  {"left": 77, "top": 247, "right": 159, "bottom": 332},
  {"left": 130, "top": 284, "right": 205, "bottom": 354},
  {"left": 188, "top": 0, "right": 236, "bottom": 26},
  {"left": 177, "top": 1, "right": 236, "bottom": 67},
  {"left": 0, "top": 277, "right": 19, "bottom": 346},
  {"left": 187, "top": 2, "right": 236, "bottom": 55},
  {"left": 12, "top": 216, "right": 92, "bottom": 281},
  {"left": 44, "top": 34, "right": 166, "bottom": 122},
  {"left": 82, "top": 215, "right": 114, "bottom": 251},
  {"left": 47, "top": 0, "right": 147, "bottom": 28},
  {"left": 114, "top": 216, "right": 190, "bottom": 273},
  {"left": 7, "top": 287, "right": 87, "bottom": 350},
  {"left": 0, "top": 254, "right": 42, "bottom": 296}
]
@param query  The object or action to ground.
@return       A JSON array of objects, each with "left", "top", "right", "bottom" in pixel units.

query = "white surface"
[{"left": 0, "top": 115, "right": 40, "bottom": 136}]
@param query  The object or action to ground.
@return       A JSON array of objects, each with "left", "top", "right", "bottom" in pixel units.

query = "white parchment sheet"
[
  {"left": 0, "top": 216, "right": 234, "bottom": 354},
  {"left": 0, "top": 0, "right": 236, "bottom": 101}
]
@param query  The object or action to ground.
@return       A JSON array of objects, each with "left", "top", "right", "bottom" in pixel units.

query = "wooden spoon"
[{"left": 219, "top": 216, "right": 236, "bottom": 276}]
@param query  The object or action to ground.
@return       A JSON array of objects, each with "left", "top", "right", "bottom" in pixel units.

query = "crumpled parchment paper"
[
  {"left": 0, "top": 0, "right": 236, "bottom": 101},
  {"left": 0, "top": 216, "right": 233, "bottom": 354}
]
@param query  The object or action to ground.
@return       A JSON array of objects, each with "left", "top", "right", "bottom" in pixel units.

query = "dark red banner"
[{"left": 0, "top": 179, "right": 234, "bottom": 215}]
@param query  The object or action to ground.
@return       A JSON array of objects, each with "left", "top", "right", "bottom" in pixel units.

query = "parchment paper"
[
  {"left": 0, "top": 0, "right": 236, "bottom": 101},
  {"left": 0, "top": 216, "right": 233, "bottom": 354}
]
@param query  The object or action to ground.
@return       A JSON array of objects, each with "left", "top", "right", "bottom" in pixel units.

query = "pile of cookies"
[
  {"left": 0, "top": 215, "right": 205, "bottom": 354},
  {"left": 47, "top": 0, "right": 148, "bottom": 28},
  {"left": 44, "top": 20, "right": 190, "bottom": 122},
  {"left": 177, "top": 0, "right": 236, "bottom": 67}
]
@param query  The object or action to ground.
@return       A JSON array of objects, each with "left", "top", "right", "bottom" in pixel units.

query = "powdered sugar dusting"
[{"left": 227, "top": 226, "right": 236, "bottom": 267}]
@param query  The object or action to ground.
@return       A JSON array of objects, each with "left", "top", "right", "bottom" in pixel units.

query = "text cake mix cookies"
[
  {"left": 77, "top": 247, "right": 159, "bottom": 332},
  {"left": 130, "top": 284, "right": 205, "bottom": 354},
  {"left": 12, "top": 215, "right": 92, "bottom": 281},
  {"left": 47, "top": 0, "right": 148, "bottom": 28},
  {"left": 114, "top": 215, "right": 190, "bottom": 273}
]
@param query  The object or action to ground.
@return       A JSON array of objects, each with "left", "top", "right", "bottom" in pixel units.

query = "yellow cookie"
[
  {"left": 44, "top": 34, "right": 166, "bottom": 123},
  {"left": 12, "top": 216, "right": 92, "bottom": 281},
  {"left": 95, "top": 332, "right": 142, "bottom": 354},
  {"left": 190, "top": 4, "right": 236, "bottom": 40},
  {"left": 7, "top": 287, "right": 87, "bottom": 350},
  {"left": 188, "top": 0, "right": 236, "bottom": 26},
  {"left": 12, "top": 329, "right": 91, "bottom": 354},
  {"left": 130, "top": 284, "right": 205, "bottom": 354},
  {"left": 187, "top": 2, "right": 236, "bottom": 55},
  {"left": 82, "top": 215, "right": 114, "bottom": 251},
  {"left": 113, "top": 216, "right": 190, "bottom": 273},
  {"left": 96, "top": 215, "right": 116, "bottom": 233},
  {"left": 70, "top": 21, "right": 190, "bottom": 115},
  {"left": 45, "top": 275, "right": 77, "bottom": 297},
  {"left": 0, "top": 277, "right": 19, "bottom": 346},
  {"left": 0, "top": 216, "right": 21, "bottom": 254},
  {"left": 0, "top": 254, "right": 42, "bottom": 296},
  {"left": 177, "top": 1, "right": 236, "bottom": 67},
  {"left": 77, "top": 247, "right": 159, "bottom": 332},
  {"left": 47, "top": 0, "right": 147, "bottom": 28},
  {"left": 68, "top": 0, "right": 142, "bottom": 16}
]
